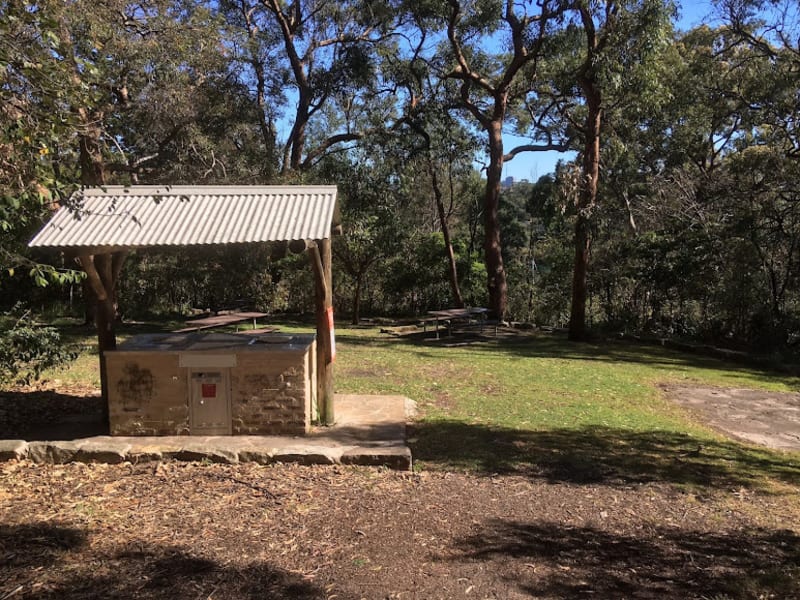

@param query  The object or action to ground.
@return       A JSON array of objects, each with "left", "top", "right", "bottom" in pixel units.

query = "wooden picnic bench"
[
  {"left": 174, "top": 311, "right": 270, "bottom": 333},
  {"left": 234, "top": 326, "right": 279, "bottom": 336},
  {"left": 425, "top": 307, "right": 491, "bottom": 339}
]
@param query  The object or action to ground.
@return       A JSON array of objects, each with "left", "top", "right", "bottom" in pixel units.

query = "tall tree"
[
  {"left": 217, "top": 0, "right": 289, "bottom": 179},
  {"left": 2, "top": 0, "right": 234, "bottom": 407},
  {"left": 255, "top": 0, "right": 403, "bottom": 175},
  {"left": 440, "top": 0, "right": 571, "bottom": 319},
  {"left": 398, "top": 88, "right": 478, "bottom": 307},
  {"left": 551, "top": 0, "right": 674, "bottom": 340}
]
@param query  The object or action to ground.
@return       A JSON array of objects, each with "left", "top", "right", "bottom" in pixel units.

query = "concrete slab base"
[
  {"left": 1, "top": 395, "right": 414, "bottom": 470},
  {"left": 0, "top": 440, "right": 28, "bottom": 462}
]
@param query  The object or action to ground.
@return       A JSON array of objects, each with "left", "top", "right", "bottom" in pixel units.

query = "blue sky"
[
  {"left": 500, "top": 0, "right": 720, "bottom": 182},
  {"left": 270, "top": 1, "right": 728, "bottom": 181}
]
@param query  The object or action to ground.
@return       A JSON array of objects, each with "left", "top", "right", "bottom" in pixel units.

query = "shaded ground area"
[
  {"left": 1, "top": 461, "right": 798, "bottom": 599},
  {"left": 0, "top": 385, "right": 411, "bottom": 443},
  {"left": 410, "top": 421, "right": 800, "bottom": 490},
  {"left": 0, "top": 384, "right": 104, "bottom": 441},
  {"left": 663, "top": 384, "right": 800, "bottom": 451}
]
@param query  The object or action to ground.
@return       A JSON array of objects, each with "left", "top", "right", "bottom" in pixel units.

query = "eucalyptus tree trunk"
[
  {"left": 429, "top": 160, "right": 464, "bottom": 308},
  {"left": 79, "top": 248, "right": 128, "bottom": 426},
  {"left": 443, "top": 0, "right": 570, "bottom": 321},
  {"left": 78, "top": 127, "right": 104, "bottom": 328},
  {"left": 568, "top": 90, "right": 601, "bottom": 342},
  {"left": 569, "top": 10, "right": 603, "bottom": 342},
  {"left": 58, "top": 8, "right": 124, "bottom": 421},
  {"left": 484, "top": 121, "right": 508, "bottom": 319},
  {"left": 237, "top": 1, "right": 278, "bottom": 177}
]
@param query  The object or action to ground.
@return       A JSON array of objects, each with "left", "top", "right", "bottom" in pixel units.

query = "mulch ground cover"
[
  {"left": 0, "top": 383, "right": 103, "bottom": 441},
  {"left": 2, "top": 459, "right": 798, "bottom": 599}
]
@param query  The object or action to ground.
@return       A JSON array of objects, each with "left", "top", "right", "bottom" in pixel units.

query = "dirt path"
[
  {"left": 1, "top": 461, "right": 799, "bottom": 599},
  {"left": 2, "top": 379, "right": 799, "bottom": 598},
  {"left": 662, "top": 384, "right": 800, "bottom": 451}
]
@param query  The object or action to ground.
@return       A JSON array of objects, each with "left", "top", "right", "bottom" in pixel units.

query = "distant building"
[{"left": 502, "top": 176, "right": 514, "bottom": 188}]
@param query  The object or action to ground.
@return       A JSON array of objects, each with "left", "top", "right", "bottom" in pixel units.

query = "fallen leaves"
[{"left": 0, "top": 462, "right": 798, "bottom": 599}]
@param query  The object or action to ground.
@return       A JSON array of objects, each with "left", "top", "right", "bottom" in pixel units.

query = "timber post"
[
  {"left": 77, "top": 250, "right": 128, "bottom": 431},
  {"left": 78, "top": 252, "right": 113, "bottom": 430},
  {"left": 308, "top": 237, "right": 335, "bottom": 425}
]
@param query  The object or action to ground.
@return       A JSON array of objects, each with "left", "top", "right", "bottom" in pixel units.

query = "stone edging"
[{"left": 0, "top": 439, "right": 412, "bottom": 470}]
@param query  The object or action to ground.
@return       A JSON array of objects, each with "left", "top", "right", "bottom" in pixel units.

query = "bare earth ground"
[
  {"left": 2, "top": 381, "right": 800, "bottom": 599},
  {"left": 1, "top": 461, "right": 799, "bottom": 600}
]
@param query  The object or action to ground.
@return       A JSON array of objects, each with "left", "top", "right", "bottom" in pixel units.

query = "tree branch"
[
  {"left": 445, "top": 0, "right": 496, "bottom": 94},
  {"left": 503, "top": 140, "right": 572, "bottom": 162}
]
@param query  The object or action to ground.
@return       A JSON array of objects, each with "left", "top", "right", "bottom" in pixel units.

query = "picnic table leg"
[{"left": 435, "top": 316, "right": 440, "bottom": 339}]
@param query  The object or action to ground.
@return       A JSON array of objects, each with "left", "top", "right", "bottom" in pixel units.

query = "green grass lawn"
[
  {"left": 14, "top": 319, "right": 798, "bottom": 600},
  {"left": 38, "top": 319, "right": 800, "bottom": 492},
  {"left": 331, "top": 326, "right": 800, "bottom": 491}
]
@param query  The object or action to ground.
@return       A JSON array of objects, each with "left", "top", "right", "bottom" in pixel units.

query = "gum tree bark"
[
  {"left": 569, "top": 2, "right": 609, "bottom": 341},
  {"left": 429, "top": 161, "right": 464, "bottom": 308},
  {"left": 444, "top": 0, "right": 569, "bottom": 320},
  {"left": 78, "top": 250, "right": 128, "bottom": 425},
  {"left": 569, "top": 24, "right": 602, "bottom": 340}
]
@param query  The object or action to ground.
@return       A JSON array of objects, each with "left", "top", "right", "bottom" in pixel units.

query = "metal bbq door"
[{"left": 189, "top": 370, "right": 231, "bottom": 434}]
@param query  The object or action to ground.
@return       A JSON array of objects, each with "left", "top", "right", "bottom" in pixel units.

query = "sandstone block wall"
[
  {"left": 108, "top": 353, "right": 190, "bottom": 435},
  {"left": 230, "top": 350, "right": 311, "bottom": 435},
  {"left": 106, "top": 343, "right": 315, "bottom": 436}
]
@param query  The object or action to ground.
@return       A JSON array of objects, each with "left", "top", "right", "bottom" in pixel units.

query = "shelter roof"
[{"left": 29, "top": 185, "right": 338, "bottom": 251}]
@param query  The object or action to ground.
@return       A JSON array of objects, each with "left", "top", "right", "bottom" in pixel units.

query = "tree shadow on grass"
[
  {"left": 411, "top": 420, "right": 800, "bottom": 490},
  {"left": 339, "top": 330, "right": 800, "bottom": 391},
  {"left": 0, "top": 522, "right": 324, "bottom": 599},
  {"left": 455, "top": 518, "right": 800, "bottom": 599},
  {"left": 481, "top": 335, "right": 800, "bottom": 388},
  {"left": 0, "top": 390, "right": 106, "bottom": 440}
]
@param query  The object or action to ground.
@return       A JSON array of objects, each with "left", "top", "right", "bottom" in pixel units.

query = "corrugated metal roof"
[{"left": 29, "top": 185, "right": 338, "bottom": 249}]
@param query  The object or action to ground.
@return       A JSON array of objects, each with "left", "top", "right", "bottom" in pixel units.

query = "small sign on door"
[{"left": 201, "top": 383, "right": 217, "bottom": 398}]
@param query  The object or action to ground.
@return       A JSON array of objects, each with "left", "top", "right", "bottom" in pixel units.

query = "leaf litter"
[{"left": 1, "top": 460, "right": 798, "bottom": 599}]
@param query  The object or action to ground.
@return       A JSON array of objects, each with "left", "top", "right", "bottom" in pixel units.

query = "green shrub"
[{"left": 0, "top": 308, "right": 76, "bottom": 385}]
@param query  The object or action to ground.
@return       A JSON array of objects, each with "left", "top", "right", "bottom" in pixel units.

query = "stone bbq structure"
[
  {"left": 29, "top": 185, "right": 339, "bottom": 428},
  {"left": 106, "top": 332, "right": 317, "bottom": 436}
]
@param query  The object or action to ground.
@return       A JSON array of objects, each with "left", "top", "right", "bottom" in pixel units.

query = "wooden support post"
[
  {"left": 308, "top": 238, "right": 334, "bottom": 425},
  {"left": 77, "top": 251, "right": 128, "bottom": 431}
]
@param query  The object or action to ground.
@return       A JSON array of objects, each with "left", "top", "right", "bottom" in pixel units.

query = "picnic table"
[
  {"left": 424, "top": 307, "right": 490, "bottom": 339},
  {"left": 174, "top": 311, "right": 270, "bottom": 333}
]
